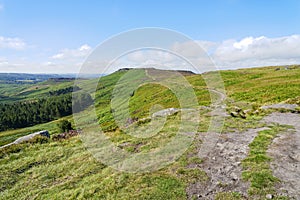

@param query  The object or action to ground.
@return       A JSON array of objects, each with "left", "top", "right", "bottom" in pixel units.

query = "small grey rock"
[
  {"left": 234, "top": 106, "right": 242, "bottom": 112},
  {"left": 266, "top": 194, "right": 273, "bottom": 199}
]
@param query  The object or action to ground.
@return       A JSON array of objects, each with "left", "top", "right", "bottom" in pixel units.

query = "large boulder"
[
  {"left": 152, "top": 108, "right": 179, "bottom": 117},
  {"left": 14, "top": 130, "right": 50, "bottom": 144},
  {"left": 0, "top": 130, "right": 49, "bottom": 149}
]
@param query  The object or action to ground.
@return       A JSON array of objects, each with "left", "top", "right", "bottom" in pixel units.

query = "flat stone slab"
[
  {"left": 261, "top": 103, "right": 298, "bottom": 111},
  {"left": 265, "top": 113, "right": 300, "bottom": 199},
  {"left": 0, "top": 130, "right": 49, "bottom": 149}
]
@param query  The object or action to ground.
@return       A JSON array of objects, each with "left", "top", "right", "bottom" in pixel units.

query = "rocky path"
[
  {"left": 188, "top": 108, "right": 300, "bottom": 199},
  {"left": 188, "top": 128, "right": 268, "bottom": 199},
  {"left": 265, "top": 113, "right": 300, "bottom": 199}
]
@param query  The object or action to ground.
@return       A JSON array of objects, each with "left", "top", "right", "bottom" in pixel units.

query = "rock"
[
  {"left": 14, "top": 130, "right": 50, "bottom": 144},
  {"left": 261, "top": 103, "right": 298, "bottom": 112},
  {"left": 230, "top": 107, "right": 248, "bottom": 118},
  {"left": 152, "top": 108, "right": 179, "bottom": 117},
  {"left": 0, "top": 130, "right": 50, "bottom": 149},
  {"left": 265, "top": 113, "right": 300, "bottom": 199},
  {"left": 244, "top": 109, "right": 252, "bottom": 114},
  {"left": 253, "top": 110, "right": 261, "bottom": 115},
  {"left": 231, "top": 173, "right": 238, "bottom": 181},
  {"left": 151, "top": 108, "right": 196, "bottom": 118},
  {"left": 239, "top": 111, "right": 247, "bottom": 119},
  {"left": 234, "top": 106, "right": 242, "bottom": 112},
  {"left": 187, "top": 127, "right": 270, "bottom": 199},
  {"left": 230, "top": 111, "right": 239, "bottom": 117},
  {"left": 266, "top": 194, "right": 273, "bottom": 199}
]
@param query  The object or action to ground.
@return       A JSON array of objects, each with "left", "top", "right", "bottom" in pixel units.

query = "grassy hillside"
[
  {"left": 0, "top": 65, "right": 299, "bottom": 199},
  {"left": 0, "top": 80, "right": 74, "bottom": 103},
  {"left": 221, "top": 65, "right": 300, "bottom": 104}
]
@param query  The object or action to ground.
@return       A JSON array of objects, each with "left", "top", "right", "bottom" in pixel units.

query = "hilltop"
[{"left": 0, "top": 65, "right": 299, "bottom": 199}]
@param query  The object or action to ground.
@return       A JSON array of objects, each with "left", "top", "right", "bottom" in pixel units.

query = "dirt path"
[
  {"left": 264, "top": 113, "right": 300, "bottom": 199},
  {"left": 188, "top": 127, "right": 268, "bottom": 199},
  {"left": 188, "top": 109, "right": 300, "bottom": 199}
]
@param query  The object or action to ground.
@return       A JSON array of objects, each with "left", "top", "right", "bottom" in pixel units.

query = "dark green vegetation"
[
  {"left": 49, "top": 85, "right": 80, "bottom": 96},
  {"left": 0, "top": 95, "right": 72, "bottom": 131},
  {"left": 0, "top": 65, "right": 299, "bottom": 199},
  {"left": 0, "top": 115, "right": 72, "bottom": 147},
  {"left": 57, "top": 120, "right": 73, "bottom": 133},
  {"left": 0, "top": 92, "right": 92, "bottom": 131}
]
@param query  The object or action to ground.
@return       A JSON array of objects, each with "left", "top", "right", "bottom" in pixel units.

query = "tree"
[
  {"left": 0, "top": 92, "right": 90, "bottom": 131},
  {"left": 57, "top": 120, "right": 73, "bottom": 133}
]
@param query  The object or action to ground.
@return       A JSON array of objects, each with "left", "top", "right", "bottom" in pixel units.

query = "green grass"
[
  {"left": 0, "top": 115, "right": 73, "bottom": 146},
  {"left": 0, "top": 126, "right": 208, "bottom": 199},
  {"left": 221, "top": 66, "right": 300, "bottom": 104},
  {"left": 241, "top": 125, "right": 291, "bottom": 199},
  {"left": 222, "top": 115, "right": 265, "bottom": 133},
  {"left": 0, "top": 65, "right": 300, "bottom": 199},
  {"left": 0, "top": 79, "right": 83, "bottom": 103},
  {"left": 0, "top": 107, "right": 206, "bottom": 200},
  {"left": 215, "top": 192, "right": 243, "bottom": 200},
  {"left": 0, "top": 137, "right": 188, "bottom": 199}
]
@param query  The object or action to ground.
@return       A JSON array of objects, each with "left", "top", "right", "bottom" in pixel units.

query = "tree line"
[
  {"left": 0, "top": 93, "right": 92, "bottom": 131},
  {"left": 48, "top": 86, "right": 80, "bottom": 96}
]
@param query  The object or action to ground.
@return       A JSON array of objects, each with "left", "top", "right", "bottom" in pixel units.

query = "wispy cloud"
[
  {"left": 0, "top": 57, "right": 7, "bottom": 65},
  {"left": 0, "top": 44, "right": 92, "bottom": 73},
  {"left": 0, "top": 36, "right": 27, "bottom": 50},
  {"left": 51, "top": 44, "right": 92, "bottom": 60},
  {"left": 0, "top": 4, "right": 3, "bottom": 11}
]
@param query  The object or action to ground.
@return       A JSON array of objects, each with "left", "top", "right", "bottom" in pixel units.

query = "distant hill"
[{"left": 0, "top": 73, "right": 76, "bottom": 84}]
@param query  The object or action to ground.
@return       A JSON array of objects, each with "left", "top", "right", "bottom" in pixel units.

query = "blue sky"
[{"left": 0, "top": 0, "right": 300, "bottom": 73}]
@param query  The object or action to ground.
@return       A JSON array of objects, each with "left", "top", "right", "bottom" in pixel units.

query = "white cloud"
[
  {"left": 212, "top": 35, "right": 300, "bottom": 68},
  {"left": 120, "top": 41, "right": 217, "bottom": 73},
  {"left": 42, "top": 61, "right": 55, "bottom": 66},
  {"left": 196, "top": 40, "right": 219, "bottom": 53},
  {"left": 51, "top": 44, "right": 92, "bottom": 60},
  {"left": 0, "top": 36, "right": 27, "bottom": 50},
  {"left": 0, "top": 57, "right": 8, "bottom": 66},
  {"left": 142, "top": 35, "right": 300, "bottom": 71},
  {"left": 3, "top": 35, "right": 300, "bottom": 74},
  {"left": 0, "top": 57, "right": 6, "bottom": 62},
  {"left": 0, "top": 60, "right": 80, "bottom": 74}
]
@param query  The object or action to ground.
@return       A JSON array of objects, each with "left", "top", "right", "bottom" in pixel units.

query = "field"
[{"left": 0, "top": 65, "right": 299, "bottom": 199}]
